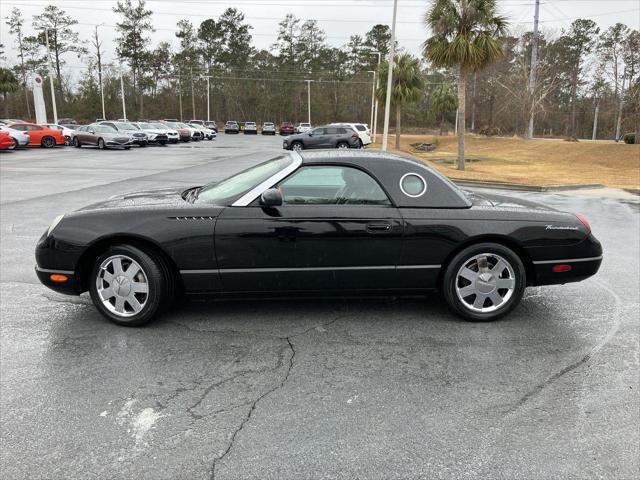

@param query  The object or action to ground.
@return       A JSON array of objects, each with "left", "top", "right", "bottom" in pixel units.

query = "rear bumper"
[
  {"left": 35, "top": 266, "right": 80, "bottom": 295},
  {"left": 531, "top": 256, "right": 602, "bottom": 286}
]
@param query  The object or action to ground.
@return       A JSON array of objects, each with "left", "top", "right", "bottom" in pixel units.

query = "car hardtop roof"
[{"left": 298, "top": 149, "right": 471, "bottom": 209}]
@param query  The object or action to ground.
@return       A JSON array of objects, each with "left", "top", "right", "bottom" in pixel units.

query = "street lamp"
[
  {"left": 381, "top": 0, "right": 398, "bottom": 151},
  {"left": 365, "top": 50, "right": 382, "bottom": 142},
  {"left": 44, "top": 29, "right": 58, "bottom": 124},
  {"left": 119, "top": 67, "right": 126, "bottom": 120},
  {"left": 305, "top": 79, "right": 313, "bottom": 124},
  {"left": 367, "top": 70, "right": 376, "bottom": 142}
]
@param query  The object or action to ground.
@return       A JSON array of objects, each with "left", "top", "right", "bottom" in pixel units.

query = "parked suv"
[
  {"left": 204, "top": 121, "right": 218, "bottom": 132},
  {"left": 282, "top": 125, "right": 360, "bottom": 151},
  {"left": 295, "top": 122, "right": 312, "bottom": 133},
  {"left": 329, "top": 122, "right": 371, "bottom": 147},
  {"left": 279, "top": 122, "right": 295, "bottom": 135},
  {"left": 225, "top": 121, "right": 240, "bottom": 134},
  {"left": 244, "top": 121, "right": 257, "bottom": 134},
  {"left": 261, "top": 122, "right": 276, "bottom": 135}
]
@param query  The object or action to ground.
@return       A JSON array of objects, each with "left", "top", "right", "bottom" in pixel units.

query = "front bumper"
[{"left": 35, "top": 266, "right": 79, "bottom": 295}]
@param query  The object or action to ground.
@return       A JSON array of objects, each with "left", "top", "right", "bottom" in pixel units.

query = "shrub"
[{"left": 623, "top": 133, "right": 635, "bottom": 144}]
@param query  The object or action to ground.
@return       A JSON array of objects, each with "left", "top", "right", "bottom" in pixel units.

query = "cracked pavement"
[{"left": 1, "top": 136, "right": 638, "bottom": 479}]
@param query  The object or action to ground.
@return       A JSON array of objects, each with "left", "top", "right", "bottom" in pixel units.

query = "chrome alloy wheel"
[
  {"left": 455, "top": 253, "right": 516, "bottom": 313},
  {"left": 292, "top": 142, "right": 303, "bottom": 151},
  {"left": 96, "top": 255, "right": 149, "bottom": 317}
]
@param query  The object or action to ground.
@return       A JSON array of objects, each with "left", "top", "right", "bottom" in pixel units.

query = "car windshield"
[
  {"left": 178, "top": 123, "right": 190, "bottom": 128},
  {"left": 95, "top": 125, "right": 118, "bottom": 133},
  {"left": 138, "top": 123, "right": 155, "bottom": 129},
  {"left": 153, "top": 123, "right": 169, "bottom": 129},
  {"left": 198, "top": 155, "right": 293, "bottom": 205},
  {"left": 113, "top": 122, "right": 138, "bottom": 130},
  {"left": 164, "top": 122, "right": 179, "bottom": 128}
]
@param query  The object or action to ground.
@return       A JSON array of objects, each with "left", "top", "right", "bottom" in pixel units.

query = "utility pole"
[
  {"left": 93, "top": 25, "right": 106, "bottom": 120},
  {"left": 368, "top": 70, "right": 376, "bottom": 140},
  {"left": 44, "top": 29, "right": 58, "bottom": 124},
  {"left": 381, "top": 0, "right": 398, "bottom": 151},
  {"left": 119, "top": 70, "right": 126, "bottom": 120},
  {"left": 178, "top": 73, "right": 183, "bottom": 121},
  {"left": 306, "top": 79, "right": 312, "bottom": 124},
  {"left": 527, "top": 0, "right": 540, "bottom": 139},
  {"left": 190, "top": 67, "right": 196, "bottom": 119},
  {"left": 368, "top": 51, "right": 382, "bottom": 142}
]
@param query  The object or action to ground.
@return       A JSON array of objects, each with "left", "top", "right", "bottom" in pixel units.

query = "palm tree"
[
  {"left": 0, "top": 68, "right": 19, "bottom": 117},
  {"left": 423, "top": 0, "right": 508, "bottom": 170},
  {"left": 376, "top": 53, "right": 424, "bottom": 149}
]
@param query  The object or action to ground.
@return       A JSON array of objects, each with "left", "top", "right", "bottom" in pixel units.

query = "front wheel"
[
  {"left": 336, "top": 142, "right": 349, "bottom": 149},
  {"left": 89, "top": 244, "right": 173, "bottom": 326},
  {"left": 291, "top": 141, "right": 304, "bottom": 151},
  {"left": 442, "top": 243, "right": 525, "bottom": 321},
  {"left": 8, "top": 138, "right": 18, "bottom": 150},
  {"left": 98, "top": 138, "right": 106, "bottom": 150},
  {"left": 73, "top": 137, "right": 81, "bottom": 148}
]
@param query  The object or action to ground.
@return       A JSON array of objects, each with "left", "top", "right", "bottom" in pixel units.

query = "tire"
[
  {"left": 291, "top": 141, "right": 304, "bottom": 151},
  {"left": 442, "top": 242, "right": 526, "bottom": 322},
  {"left": 89, "top": 244, "right": 174, "bottom": 327},
  {"left": 41, "top": 136, "right": 56, "bottom": 148},
  {"left": 73, "top": 137, "right": 81, "bottom": 148},
  {"left": 159, "top": 140, "right": 167, "bottom": 146},
  {"left": 8, "top": 138, "right": 18, "bottom": 150},
  {"left": 98, "top": 138, "right": 106, "bottom": 150},
  {"left": 336, "top": 142, "right": 349, "bottom": 149},
  {"left": 124, "top": 146, "right": 131, "bottom": 150},
  {"left": 64, "top": 135, "right": 71, "bottom": 146}
]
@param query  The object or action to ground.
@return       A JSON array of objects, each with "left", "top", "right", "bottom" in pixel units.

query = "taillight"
[
  {"left": 552, "top": 264, "right": 572, "bottom": 273},
  {"left": 575, "top": 213, "right": 591, "bottom": 234},
  {"left": 351, "top": 132, "right": 359, "bottom": 139}
]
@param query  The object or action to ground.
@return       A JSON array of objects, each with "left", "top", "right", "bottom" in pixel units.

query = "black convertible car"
[{"left": 35, "top": 150, "right": 602, "bottom": 326}]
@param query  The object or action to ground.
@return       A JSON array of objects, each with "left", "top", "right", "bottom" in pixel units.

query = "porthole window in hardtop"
[{"left": 400, "top": 173, "right": 427, "bottom": 198}]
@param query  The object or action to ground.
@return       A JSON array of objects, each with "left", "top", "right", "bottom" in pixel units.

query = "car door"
[
  {"left": 84, "top": 126, "right": 99, "bottom": 145},
  {"left": 215, "top": 164, "right": 403, "bottom": 292},
  {"left": 27, "top": 125, "right": 44, "bottom": 144}
]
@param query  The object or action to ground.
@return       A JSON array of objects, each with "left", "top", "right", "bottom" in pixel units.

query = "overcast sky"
[{"left": 1, "top": 0, "right": 639, "bottom": 73}]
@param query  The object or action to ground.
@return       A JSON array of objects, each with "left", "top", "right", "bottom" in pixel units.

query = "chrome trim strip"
[
  {"left": 180, "top": 264, "right": 441, "bottom": 274},
  {"left": 532, "top": 256, "right": 602, "bottom": 265},
  {"left": 231, "top": 152, "right": 303, "bottom": 207},
  {"left": 36, "top": 267, "right": 75, "bottom": 275}
]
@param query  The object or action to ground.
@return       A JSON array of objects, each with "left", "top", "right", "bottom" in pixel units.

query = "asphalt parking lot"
[{"left": 1, "top": 135, "right": 638, "bottom": 479}]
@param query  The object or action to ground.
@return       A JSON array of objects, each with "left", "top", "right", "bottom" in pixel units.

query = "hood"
[
  {"left": 465, "top": 190, "right": 557, "bottom": 212},
  {"left": 78, "top": 187, "right": 187, "bottom": 211}
]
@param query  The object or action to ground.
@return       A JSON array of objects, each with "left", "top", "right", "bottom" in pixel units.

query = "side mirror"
[
  {"left": 88, "top": 129, "right": 95, "bottom": 134},
  {"left": 260, "top": 188, "right": 283, "bottom": 207},
  {"left": 308, "top": 132, "right": 313, "bottom": 136}
]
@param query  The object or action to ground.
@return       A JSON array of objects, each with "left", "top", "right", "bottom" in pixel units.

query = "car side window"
[
  {"left": 311, "top": 128, "right": 325, "bottom": 135},
  {"left": 324, "top": 127, "right": 339, "bottom": 135},
  {"left": 28, "top": 125, "right": 43, "bottom": 131},
  {"left": 278, "top": 166, "right": 391, "bottom": 206},
  {"left": 12, "top": 124, "right": 27, "bottom": 131}
]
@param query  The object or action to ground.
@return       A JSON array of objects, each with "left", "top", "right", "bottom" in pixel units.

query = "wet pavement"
[{"left": 1, "top": 136, "right": 638, "bottom": 479}]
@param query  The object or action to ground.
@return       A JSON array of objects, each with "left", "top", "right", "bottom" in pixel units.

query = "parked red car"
[
  {"left": 0, "top": 131, "right": 14, "bottom": 150},
  {"left": 8, "top": 122, "right": 65, "bottom": 148},
  {"left": 279, "top": 122, "right": 295, "bottom": 136}
]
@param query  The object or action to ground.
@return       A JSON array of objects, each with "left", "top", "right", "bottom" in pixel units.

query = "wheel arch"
[
  {"left": 75, "top": 234, "right": 182, "bottom": 294},
  {"left": 436, "top": 234, "right": 534, "bottom": 288}
]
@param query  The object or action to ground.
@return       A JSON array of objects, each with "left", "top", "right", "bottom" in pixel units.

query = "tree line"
[{"left": 1, "top": 0, "right": 639, "bottom": 158}]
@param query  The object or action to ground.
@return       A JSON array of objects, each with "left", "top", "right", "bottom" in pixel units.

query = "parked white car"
[
  {"left": 329, "top": 123, "right": 371, "bottom": 147},
  {"left": 44, "top": 123, "right": 78, "bottom": 146},
  {"left": 151, "top": 123, "right": 180, "bottom": 143},
  {"left": 188, "top": 123, "right": 216, "bottom": 140},
  {"left": 178, "top": 122, "right": 203, "bottom": 141},
  {"left": 295, "top": 122, "right": 312, "bottom": 134},
  {"left": 0, "top": 125, "right": 30, "bottom": 149}
]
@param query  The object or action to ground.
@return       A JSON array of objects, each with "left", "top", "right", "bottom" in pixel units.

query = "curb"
[{"left": 452, "top": 180, "right": 606, "bottom": 192}]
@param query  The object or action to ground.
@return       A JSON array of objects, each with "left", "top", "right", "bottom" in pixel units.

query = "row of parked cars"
[{"left": 0, "top": 118, "right": 218, "bottom": 151}]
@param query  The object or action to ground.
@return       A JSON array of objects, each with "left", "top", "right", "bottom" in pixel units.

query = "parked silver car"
[
  {"left": 98, "top": 121, "right": 148, "bottom": 146},
  {"left": 134, "top": 122, "right": 170, "bottom": 145},
  {"left": 261, "top": 122, "right": 276, "bottom": 135},
  {"left": 72, "top": 124, "right": 133, "bottom": 149},
  {"left": 0, "top": 125, "right": 30, "bottom": 149}
]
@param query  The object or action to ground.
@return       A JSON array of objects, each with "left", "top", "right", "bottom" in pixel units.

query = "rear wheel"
[
  {"left": 73, "top": 137, "right": 81, "bottom": 148},
  {"left": 442, "top": 242, "right": 525, "bottom": 321},
  {"left": 8, "top": 138, "right": 18, "bottom": 150},
  {"left": 89, "top": 244, "right": 174, "bottom": 326},
  {"left": 337, "top": 141, "right": 349, "bottom": 149},
  {"left": 41, "top": 136, "right": 55, "bottom": 148}
]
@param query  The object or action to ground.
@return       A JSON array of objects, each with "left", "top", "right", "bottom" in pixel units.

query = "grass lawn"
[{"left": 375, "top": 134, "right": 640, "bottom": 189}]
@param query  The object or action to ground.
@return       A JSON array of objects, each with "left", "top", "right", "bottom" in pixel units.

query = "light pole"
[
  {"left": 44, "top": 29, "right": 58, "bottom": 124},
  {"left": 367, "top": 50, "right": 382, "bottom": 142},
  {"left": 204, "top": 76, "right": 210, "bottom": 122},
  {"left": 190, "top": 67, "right": 196, "bottom": 120},
  {"left": 119, "top": 69, "right": 126, "bottom": 120},
  {"left": 367, "top": 70, "right": 376, "bottom": 141},
  {"left": 381, "top": 0, "right": 398, "bottom": 151},
  {"left": 306, "top": 79, "right": 313, "bottom": 124}
]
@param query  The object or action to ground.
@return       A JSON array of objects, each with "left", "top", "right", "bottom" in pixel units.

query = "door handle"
[{"left": 366, "top": 222, "right": 392, "bottom": 233}]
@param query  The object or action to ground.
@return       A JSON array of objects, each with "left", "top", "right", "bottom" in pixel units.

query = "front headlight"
[{"left": 47, "top": 214, "right": 65, "bottom": 236}]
